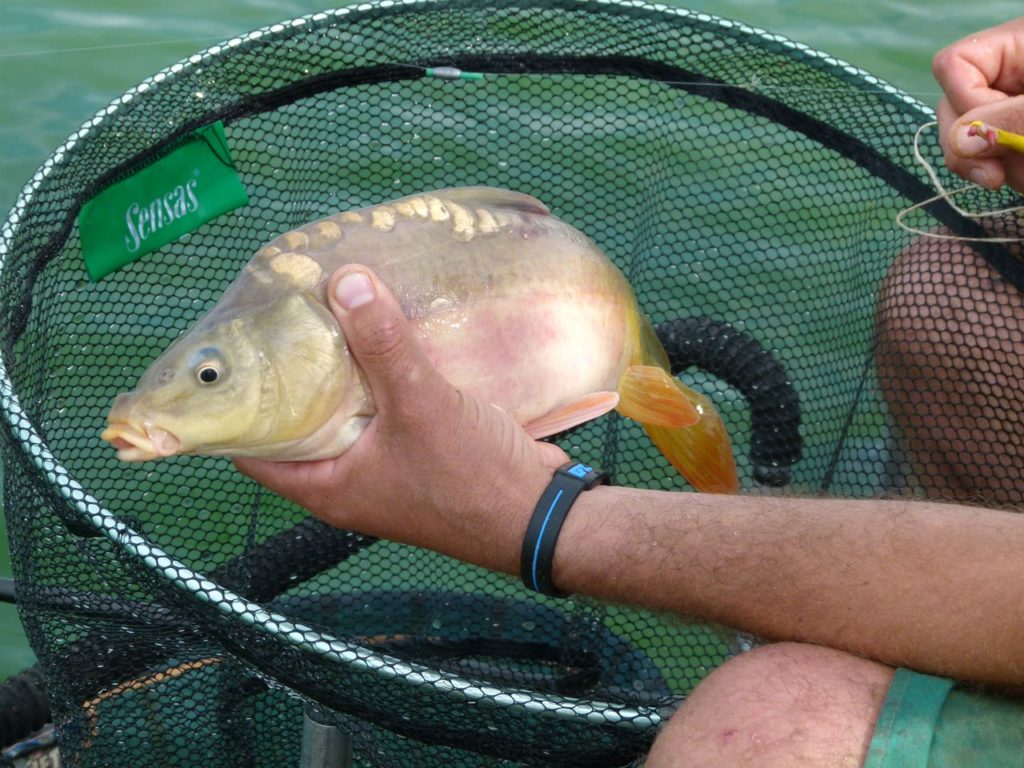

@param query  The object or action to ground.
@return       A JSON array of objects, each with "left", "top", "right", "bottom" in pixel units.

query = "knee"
[
  {"left": 875, "top": 234, "right": 1024, "bottom": 504},
  {"left": 874, "top": 234, "right": 958, "bottom": 375},
  {"left": 876, "top": 230, "right": 1024, "bottom": 387},
  {"left": 646, "top": 643, "right": 893, "bottom": 768}
]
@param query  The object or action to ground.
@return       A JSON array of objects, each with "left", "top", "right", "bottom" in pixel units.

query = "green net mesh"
[{"left": 2, "top": 1, "right": 1022, "bottom": 766}]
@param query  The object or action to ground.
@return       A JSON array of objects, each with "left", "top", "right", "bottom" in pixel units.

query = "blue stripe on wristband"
[{"left": 529, "top": 488, "right": 565, "bottom": 592}]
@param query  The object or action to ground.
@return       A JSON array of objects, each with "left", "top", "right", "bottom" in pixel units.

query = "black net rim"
[{"left": 0, "top": 0, "right": 943, "bottom": 736}]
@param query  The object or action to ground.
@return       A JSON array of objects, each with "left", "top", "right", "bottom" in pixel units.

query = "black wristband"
[{"left": 520, "top": 462, "right": 609, "bottom": 597}]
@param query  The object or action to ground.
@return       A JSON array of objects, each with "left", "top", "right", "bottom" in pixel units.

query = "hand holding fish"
[
  {"left": 932, "top": 17, "right": 1024, "bottom": 191},
  {"left": 235, "top": 266, "right": 567, "bottom": 575}
]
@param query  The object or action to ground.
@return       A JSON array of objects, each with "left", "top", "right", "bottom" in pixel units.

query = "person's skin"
[
  {"left": 875, "top": 225, "right": 1024, "bottom": 507},
  {"left": 877, "top": 18, "right": 1024, "bottom": 507}
]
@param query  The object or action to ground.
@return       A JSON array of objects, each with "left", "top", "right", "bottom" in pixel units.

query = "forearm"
[{"left": 553, "top": 486, "right": 1024, "bottom": 686}]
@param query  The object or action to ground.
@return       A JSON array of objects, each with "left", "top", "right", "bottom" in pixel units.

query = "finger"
[
  {"left": 327, "top": 265, "right": 446, "bottom": 413},
  {"left": 937, "top": 97, "right": 991, "bottom": 158},
  {"left": 233, "top": 456, "right": 318, "bottom": 500},
  {"left": 954, "top": 97, "right": 1024, "bottom": 190},
  {"left": 932, "top": 44, "right": 1009, "bottom": 115},
  {"left": 937, "top": 97, "right": 1006, "bottom": 189},
  {"left": 932, "top": 19, "right": 1024, "bottom": 113},
  {"left": 1003, "top": 156, "right": 1024, "bottom": 195}
]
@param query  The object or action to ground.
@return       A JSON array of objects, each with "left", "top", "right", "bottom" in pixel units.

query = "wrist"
[
  {"left": 548, "top": 484, "right": 690, "bottom": 606},
  {"left": 547, "top": 483, "right": 618, "bottom": 598},
  {"left": 473, "top": 460, "right": 553, "bottom": 576}
]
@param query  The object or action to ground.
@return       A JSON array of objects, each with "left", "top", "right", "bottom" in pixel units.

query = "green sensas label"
[{"left": 78, "top": 121, "right": 249, "bottom": 281}]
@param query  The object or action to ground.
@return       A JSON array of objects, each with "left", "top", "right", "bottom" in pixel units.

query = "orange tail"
[
  {"left": 642, "top": 388, "right": 739, "bottom": 494},
  {"left": 616, "top": 363, "right": 738, "bottom": 494}
]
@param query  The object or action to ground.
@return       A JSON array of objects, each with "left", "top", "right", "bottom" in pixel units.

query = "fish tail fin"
[{"left": 617, "top": 363, "right": 738, "bottom": 494}]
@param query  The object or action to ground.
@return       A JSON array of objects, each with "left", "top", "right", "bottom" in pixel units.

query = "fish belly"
[{"left": 414, "top": 290, "right": 631, "bottom": 425}]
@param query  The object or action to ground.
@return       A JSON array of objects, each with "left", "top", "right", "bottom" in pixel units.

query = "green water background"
[{"left": 0, "top": 0, "right": 1019, "bottom": 683}]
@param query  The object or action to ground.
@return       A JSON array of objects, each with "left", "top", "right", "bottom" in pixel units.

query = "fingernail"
[
  {"left": 334, "top": 270, "right": 375, "bottom": 310},
  {"left": 956, "top": 125, "right": 992, "bottom": 157},
  {"left": 969, "top": 167, "right": 996, "bottom": 188}
]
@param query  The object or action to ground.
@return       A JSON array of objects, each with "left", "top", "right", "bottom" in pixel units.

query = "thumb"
[
  {"left": 327, "top": 265, "right": 443, "bottom": 411},
  {"left": 950, "top": 96, "right": 1024, "bottom": 159}
]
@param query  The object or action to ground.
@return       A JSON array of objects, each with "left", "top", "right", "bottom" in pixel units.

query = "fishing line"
[
  {"left": 0, "top": 37, "right": 225, "bottom": 60},
  {"left": 895, "top": 120, "right": 1024, "bottom": 243}
]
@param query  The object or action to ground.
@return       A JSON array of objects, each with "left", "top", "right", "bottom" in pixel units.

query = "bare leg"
[
  {"left": 646, "top": 642, "right": 893, "bottom": 768},
  {"left": 875, "top": 231, "right": 1024, "bottom": 506}
]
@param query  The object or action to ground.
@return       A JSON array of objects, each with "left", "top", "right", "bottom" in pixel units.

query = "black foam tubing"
[
  {"left": 209, "top": 516, "right": 377, "bottom": 604},
  {"left": 0, "top": 312, "right": 796, "bottom": 756},
  {"left": 12, "top": 309, "right": 799, "bottom": 712},
  {"left": 22, "top": 312, "right": 797, "bottom": 704},
  {"left": 656, "top": 317, "right": 802, "bottom": 487}
]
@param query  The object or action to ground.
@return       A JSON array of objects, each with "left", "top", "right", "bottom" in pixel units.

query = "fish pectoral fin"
[
  {"left": 615, "top": 365, "right": 700, "bottom": 428},
  {"left": 524, "top": 392, "right": 620, "bottom": 438}
]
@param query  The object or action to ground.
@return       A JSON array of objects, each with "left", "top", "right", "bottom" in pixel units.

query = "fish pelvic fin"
[
  {"left": 524, "top": 391, "right": 620, "bottom": 439},
  {"left": 617, "top": 366, "right": 739, "bottom": 493}
]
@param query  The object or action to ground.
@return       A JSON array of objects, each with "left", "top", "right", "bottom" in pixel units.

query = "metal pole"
[{"left": 299, "top": 705, "right": 352, "bottom": 768}]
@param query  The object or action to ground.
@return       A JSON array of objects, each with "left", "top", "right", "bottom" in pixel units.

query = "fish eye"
[{"left": 192, "top": 348, "right": 226, "bottom": 386}]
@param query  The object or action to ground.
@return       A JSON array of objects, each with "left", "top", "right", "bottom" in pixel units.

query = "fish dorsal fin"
[{"left": 427, "top": 187, "right": 550, "bottom": 216}]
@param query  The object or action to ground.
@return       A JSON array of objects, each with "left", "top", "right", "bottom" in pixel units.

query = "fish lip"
[{"left": 101, "top": 421, "right": 181, "bottom": 461}]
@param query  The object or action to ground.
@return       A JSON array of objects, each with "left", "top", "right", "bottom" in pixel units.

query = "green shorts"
[{"left": 865, "top": 668, "right": 1024, "bottom": 768}]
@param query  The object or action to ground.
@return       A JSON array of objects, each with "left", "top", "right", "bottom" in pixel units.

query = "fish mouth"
[{"left": 101, "top": 421, "right": 182, "bottom": 462}]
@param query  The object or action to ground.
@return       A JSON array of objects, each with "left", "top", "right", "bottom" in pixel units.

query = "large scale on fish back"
[{"left": 103, "top": 187, "right": 738, "bottom": 493}]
